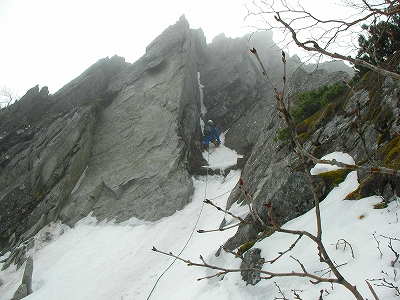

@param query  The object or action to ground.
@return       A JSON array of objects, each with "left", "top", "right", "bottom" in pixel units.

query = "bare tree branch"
[
  {"left": 334, "top": 239, "right": 356, "bottom": 258},
  {"left": 365, "top": 279, "right": 381, "bottom": 300},
  {"left": 267, "top": 235, "right": 303, "bottom": 263},
  {"left": 152, "top": 27, "right": 400, "bottom": 300},
  {"left": 151, "top": 246, "right": 340, "bottom": 284},
  {"left": 246, "top": 0, "right": 400, "bottom": 80},
  {"left": 0, "top": 86, "right": 18, "bottom": 108}
]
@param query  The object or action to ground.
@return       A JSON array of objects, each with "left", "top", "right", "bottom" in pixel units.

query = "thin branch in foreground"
[
  {"left": 343, "top": 80, "right": 376, "bottom": 165},
  {"left": 197, "top": 222, "right": 241, "bottom": 234},
  {"left": 274, "top": 281, "right": 289, "bottom": 300},
  {"left": 202, "top": 199, "right": 246, "bottom": 224},
  {"left": 378, "top": 234, "right": 400, "bottom": 266},
  {"left": 290, "top": 255, "right": 308, "bottom": 274},
  {"left": 292, "top": 289, "right": 304, "bottom": 300},
  {"left": 365, "top": 280, "right": 380, "bottom": 300},
  {"left": 238, "top": 180, "right": 267, "bottom": 227},
  {"left": 267, "top": 234, "right": 303, "bottom": 264},
  {"left": 368, "top": 278, "right": 400, "bottom": 296},
  {"left": 151, "top": 246, "right": 341, "bottom": 284},
  {"left": 314, "top": 262, "right": 348, "bottom": 278},
  {"left": 387, "top": 239, "right": 400, "bottom": 267},
  {"left": 269, "top": 6, "right": 400, "bottom": 80},
  {"left": 379, "top": 235, "right": 400, "bottom": 241}
]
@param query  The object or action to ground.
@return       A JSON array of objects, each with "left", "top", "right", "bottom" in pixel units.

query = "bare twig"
[
  {"left": 202, "top": 199, "right": 245, "bottom": 224},
  {"left": 151, "top": 246, "right": 341, "bottom": 284},
  {"left": 380, "top": 235, "right": 400, "bottom": 241},
  {"left": 246, "top": 0, "right": 400, "bottom": 80},
  {"left": 368, "top": 278, "right": 400, "bottom": 296},
  {"left": 373, "top": 232, "right": 384, "bottom": 258},
  {"left": 334, "top": 239, "right": 356, "bottom": 258},
  {"left": 365, "top": 280, "right": 380, "bottom": 300},
  {"left": 238, "top": 179, "right": 267, "bottom": 227},
  {"left": 343, "top": 80, "right": 376, "bottom": 165},
  {"left": 314, "top": 262, "right": 348, "bottom": 278},
  {"left": 319, "top": 289, "right": 324, "bottom": 300},
  {"left": 274, "top": 281, "right": 289, "bottom": 300},
  {"left": 292, "top": 289, "right": 304, "bottom": 300},
  {"left": 0, "top": 86, "right": 18, "bottom": 108},
  {"left": 198, "top": 198, "right": 260, "bottom": 234},
  {"left": 387, "top": 238, "right": 400, "bottom": 267},
  {"left": 290, "top": 255, "right": 308, "bottom": 274},
  {"left": 267, "top": 235, "right": 303, "bottom": 263},
  {"left": 197, "top": 222, "right": 241, "bottom": 234}
]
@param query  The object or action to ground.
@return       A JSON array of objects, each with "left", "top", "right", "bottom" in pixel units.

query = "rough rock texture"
[
  {"left": 240, "top": 248, "right": 265, "bottom": 285},
  {"left": 0, "top": 52, "right": 128, "bottom": 251},
  {"left": 0, "top": 16, "right": 211, "bottom": 252},
  {"left": 198, "top": 33, "right": 352, "bottom": 251},
  {"left": 12, "top": 284, "right": 28, "bottom": 300},
  {"left": 222, "top": 60, "right": 400, "bottom": 252},
  {"left": 0, "top": 99, "right": 98, "bottom": 250},
  {"left": 12, "top": 257, "right": 33, "bottom": 300},
  {"left": 2, "top": 14, "right": 394, "bottom": 273},
  {"left": 59, "top": 16, "right": 206, "bottom": 224},
  {"left": 199, "top": 31, "right": 291, "bottom": 136}
]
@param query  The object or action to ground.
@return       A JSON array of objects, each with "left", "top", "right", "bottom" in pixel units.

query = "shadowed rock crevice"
[{"left": 1, "top": 14, "right": 373, "bottom": 263}]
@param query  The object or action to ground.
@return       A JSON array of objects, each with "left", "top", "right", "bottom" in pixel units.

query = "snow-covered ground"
[{"left": 0, "top": 145, "right": 399, "bottom": 300}]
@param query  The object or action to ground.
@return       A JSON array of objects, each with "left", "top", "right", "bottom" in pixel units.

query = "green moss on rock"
[
  {"left": 276, "top": 126, "right": 292, "bottom": 141},
  {"left": 379, "top": 136, "right": 400, "bottom": 169},
  {"left": 317, "top": 169, "right": 352, "bottom": 193},
  {"left": 344, "top": 172, "right": 397, "bottom": 201},
  {"left": 374, "top": 106, "right": 394, "bottom": 133},
  {"left": 295, "top": 101, "right": 342, "bottom": 141},
  {"left": 373, "top": 202, "right": 388, "bottom": 209},
  {"left": 237, "top": 240, "right": 256, "bottom": 256},
  {"left": 377, "top": 129, "right": 390, "bottom": 145}
]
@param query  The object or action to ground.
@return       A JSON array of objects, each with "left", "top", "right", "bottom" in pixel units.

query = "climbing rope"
[{"left": 146, "top": 151, "right": 210, "bottom": 300}]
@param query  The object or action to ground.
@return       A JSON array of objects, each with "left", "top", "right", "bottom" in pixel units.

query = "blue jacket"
[{"left": 204, "top": 125, "right": 220, "bottom": 144}]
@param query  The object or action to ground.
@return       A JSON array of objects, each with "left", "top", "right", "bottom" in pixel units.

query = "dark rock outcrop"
[
  {"left": 221, "top": 57, "right": 400, "bottom": 253},
  {"left": 196, "top": 31, "right": 354, "bottom": 251},
  {"left": 240, "top": 248, "right": 265, "bottom": 285},
  {"left": 3, "top": 13, "right": 391, "bottom": 274},
  {"left": 12, "top": 256, "right": 33, "bottom": 300},
  {"left": 0, "top": 15, "right": 209, "bottom": 252},
  {"left": 0, "top": 105, "right": 98, "bottom": 250},
  {"left": 59, "top": 15, "right": 205, "bottom": 224}
]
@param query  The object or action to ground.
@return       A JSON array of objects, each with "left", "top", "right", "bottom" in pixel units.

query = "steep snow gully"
[
  {"left": 1, "top": 75, "right": 399, "bottom": 300},
  {"left": 1, "top": 148, "right": 400, "bottom": 299}
]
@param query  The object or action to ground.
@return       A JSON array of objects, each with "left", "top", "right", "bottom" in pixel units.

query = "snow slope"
[{"left": 0, "top": 147, "right": 399, "bottom": 300}]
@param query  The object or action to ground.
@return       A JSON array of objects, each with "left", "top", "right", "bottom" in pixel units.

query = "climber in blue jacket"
[{"left": 203, "top": 119, "right": 221, "bottom": 152}]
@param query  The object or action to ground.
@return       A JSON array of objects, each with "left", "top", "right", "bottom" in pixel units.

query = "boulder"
[
  {"left": 240, "top": 248, "right": 265, "bottom": 285},
  {"left": 12, "top": 284, "right": 28, "bottom": 300},
  {"left": 22, "top": 257, "right": 34, "bottom": 294},
  {"left": 11, "top": 257, "right": 34, "bottom": 299}
]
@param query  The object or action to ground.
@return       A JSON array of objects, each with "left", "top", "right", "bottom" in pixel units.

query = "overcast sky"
[
  {"left": 0, "top": 0, "right": 355, "bottom": 98},
  {"left": 0, "top": 0, "right": 253, "bottom": 96}
]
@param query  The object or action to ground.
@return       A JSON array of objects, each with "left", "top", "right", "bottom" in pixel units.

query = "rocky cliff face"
[
  {"left": 221, "top": 60, "right": 400, "bottom": 251},
  {"left": 2, "top": 14, "right": 393, "bottom": 263},
  {"left": 0, "top": 16, "right": 208, "bottom": 253},
  {"left": 59, "top": 15, "right": 206, "bottom": 225}
]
